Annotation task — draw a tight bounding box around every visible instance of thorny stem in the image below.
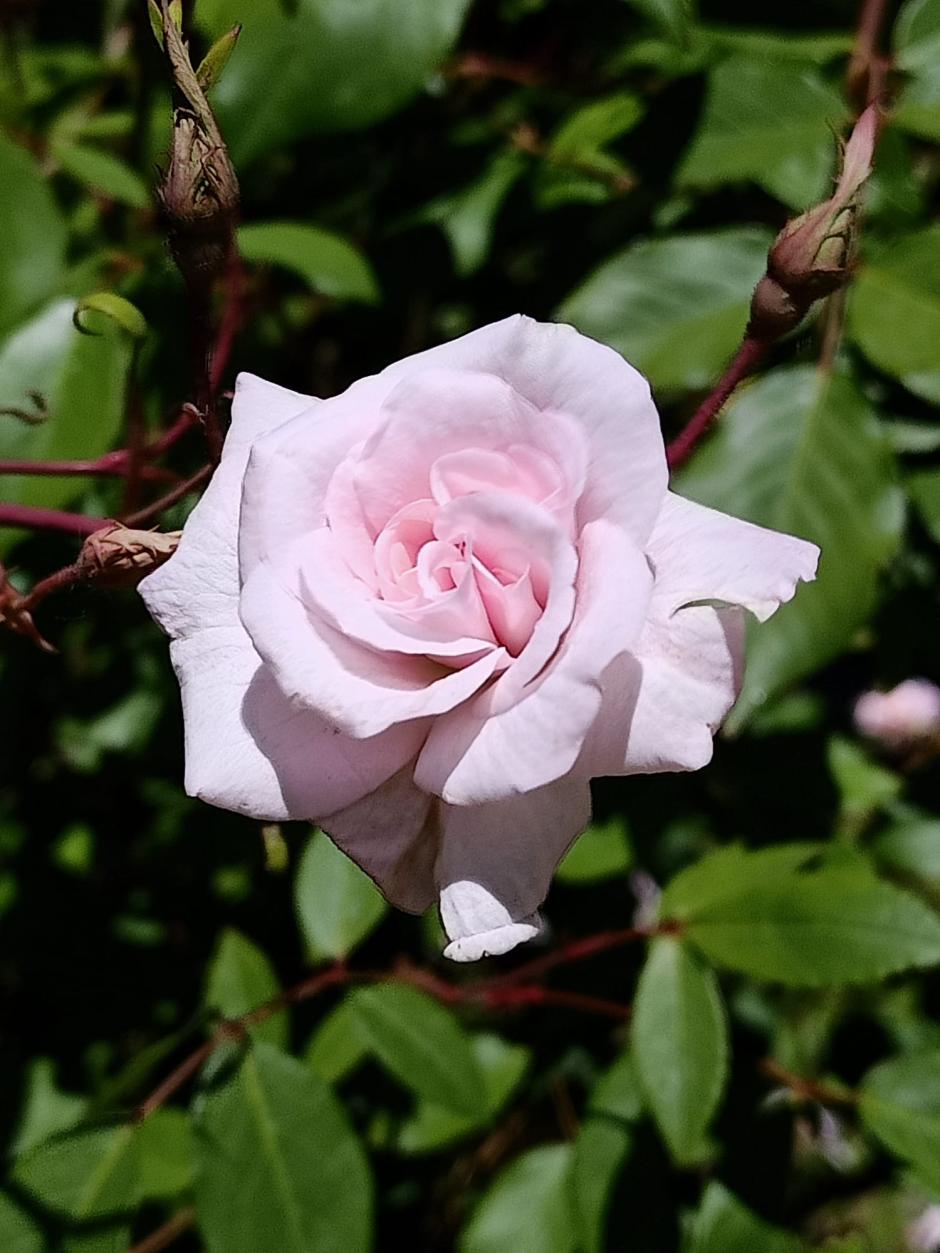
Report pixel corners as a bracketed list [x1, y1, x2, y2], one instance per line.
[665, 336, 768, 470]
[135, 950, 635, 1124]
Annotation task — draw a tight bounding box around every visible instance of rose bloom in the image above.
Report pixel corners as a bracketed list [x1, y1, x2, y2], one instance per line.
[854, 679, 940, 752]
[141, 317, 817, 961]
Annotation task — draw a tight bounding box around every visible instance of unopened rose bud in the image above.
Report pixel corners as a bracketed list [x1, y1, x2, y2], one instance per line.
[750, 105, 878, 338]
[854, 679, 940, 752]
[78, 525, 181, 588]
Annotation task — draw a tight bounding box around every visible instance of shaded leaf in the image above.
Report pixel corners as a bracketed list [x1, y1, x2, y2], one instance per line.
[849, 227, 940, 404]
[397, 1033, 530, 1154]
[52, 142, 149, 209]
[859, 1049, 940, 1192]
[459, 1144, 576, 1253]
[678, 367, 904, 728]
[204, 928, 287, 1049]
[557, 816, 632, 884]
[558, 228, 771, 392]
[0, 132, 67, 338]
[690, 1182, 804, 1253]
[677, 56, 846, 208]
[632, 937, 728, 1162]
[348, 982, 485, 1116]
[194, 1043, 373, 1253]
[196, 0, 472, 164]
[0, 1192, 44, 1253]
[12, 1125, 138, 1220]
[238, 222, 380, 305]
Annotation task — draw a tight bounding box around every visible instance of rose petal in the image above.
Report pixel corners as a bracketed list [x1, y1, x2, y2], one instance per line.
[415, 520, 652, 804]
[239, 560, 507, 738]
[437, 777, 592, 962]
[649, 492, 819, 622]
[576, 606, 745, 777]
[140, 375, 418, 817]
[352, 366, 587, 535]
[322, 767, 440, 914]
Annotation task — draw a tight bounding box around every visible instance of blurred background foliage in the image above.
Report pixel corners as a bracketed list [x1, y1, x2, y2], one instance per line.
[1, 0, 940, 1250]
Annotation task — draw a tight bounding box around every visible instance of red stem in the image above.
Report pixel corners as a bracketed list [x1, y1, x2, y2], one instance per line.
[0, 504, 106, 536]
[0, 456, 175, 481]
[666, 336, 768, 470]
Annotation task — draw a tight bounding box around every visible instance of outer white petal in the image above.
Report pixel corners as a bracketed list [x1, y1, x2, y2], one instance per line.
[577, 491, 818, 777]
[649, 492, 819, 622]
[437, 778, 592, 962]
[140, 374, 420, 818]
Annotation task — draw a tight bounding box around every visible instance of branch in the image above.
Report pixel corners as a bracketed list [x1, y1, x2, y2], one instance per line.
[666, 337, 768, 470]
[0, 504, 107, 536]
[127, 1206, 196, 1253]
[134, 946, 634, 1123]
[759, 1058, 858, 1108]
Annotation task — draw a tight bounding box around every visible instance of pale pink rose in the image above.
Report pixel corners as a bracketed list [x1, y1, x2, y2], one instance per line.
[140, 317, 818, 961]
[854, 679, 940, 751]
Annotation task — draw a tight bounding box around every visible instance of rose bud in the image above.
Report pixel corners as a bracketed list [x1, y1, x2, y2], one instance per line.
[157, 3, 239, 293]
[79, 525, 181, 588]
[140, 317, 818, 962]
[854, 679, 940, 752]
[750, 104, 877, 337]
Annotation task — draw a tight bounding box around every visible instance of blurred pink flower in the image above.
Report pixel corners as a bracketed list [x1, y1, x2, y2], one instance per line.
[854, 679, 940, 751]
[140, 316, 818, 960]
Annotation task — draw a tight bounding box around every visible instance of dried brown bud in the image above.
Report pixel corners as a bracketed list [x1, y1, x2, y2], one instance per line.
[77, 526, 181, 588]
[157, 2, 239, 292]
[766, 106, 877, 310]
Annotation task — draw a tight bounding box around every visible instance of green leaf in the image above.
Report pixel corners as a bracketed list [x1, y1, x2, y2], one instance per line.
[459, 1144, 576, 1253]
[295, 829, 387, 960]
[397, 1033, 531, 1154]
[588, 1049, 645, 1123]
[0, 1192, 44, 1253]
[348, 982, 485, 1116]
[893, 0, 940, 140]
[12, 1124, 138, 1220]
[557, 228, 771, 393]
[238, 222, 380, 305]
[859, 1049, 940, 1191]
[623, 0, 695, 42]
[135, 1108, 194, 1201]
[304, 1000, 370, 1085]
[52, 142, 149, 209]
[204, 928, 287, 1049]
[827, 736, 902, 827]
[0, 299, 133, 525]
[194, 1042, 373, 1253]
[571, 1120, 631, 1253]
[422, 152, 526, 277]
[674, 854, 940, 986]
[661, 843, 824, 920]
[196, 24, 243, 92]
[73, 293, 147, 340]
[13, 1058, 87, 1156]
[895, 0, 940, 70]
[550, 92, 644, 160]
[556, 815, 632, 884]
[689, 1182, 804, 1253]
[678, 367, 904, 727]
[195, 0, 472, 165]
[848, 227, 940, 404]
[908, 466, 940, 542]
[677, 56, 847, 208]
[0, 132, 67, 339]
[632, 937, 728, 1163]
[874, 816, 940, 884]
[62, 1227, 130, 1253]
